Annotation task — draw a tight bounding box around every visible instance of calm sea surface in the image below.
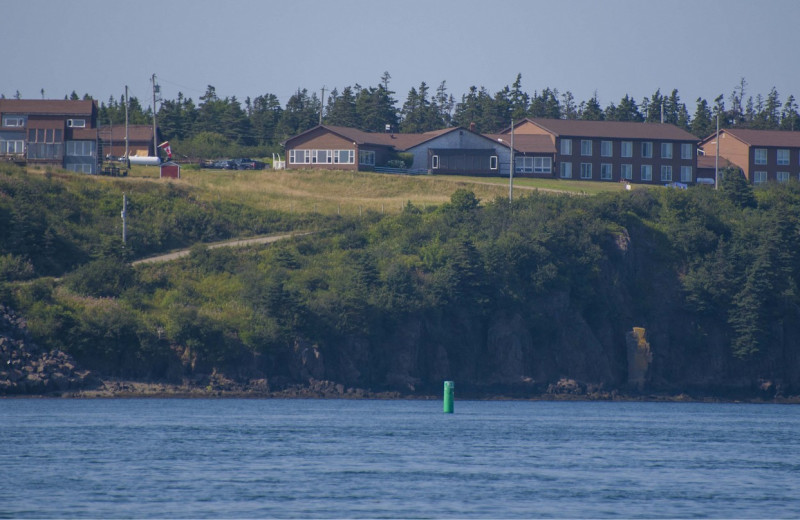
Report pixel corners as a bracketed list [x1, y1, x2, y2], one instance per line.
[1, 398, 799, 518]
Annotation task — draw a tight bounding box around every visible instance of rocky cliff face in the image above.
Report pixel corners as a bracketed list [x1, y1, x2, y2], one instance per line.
[0, 305, 95, 395]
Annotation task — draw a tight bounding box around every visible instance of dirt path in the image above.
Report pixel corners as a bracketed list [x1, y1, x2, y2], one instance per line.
[131, 232, 309, 265]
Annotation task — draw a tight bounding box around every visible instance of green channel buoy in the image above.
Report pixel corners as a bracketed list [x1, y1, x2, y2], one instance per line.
[443, 381, 454, 413]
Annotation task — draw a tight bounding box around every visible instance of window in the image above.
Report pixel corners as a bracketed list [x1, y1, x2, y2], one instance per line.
[289, 149, 309, 164]
[432, 155, 439, 169]
[1, 140, 24, 154]
[560, 139, 572, 155]
[560, 161, 572, 178]
[490, 156, 498, 170]
[2, 116, 24, 127]
[601, 163, 612, 180]
[753, 171, 767, 185]
[661, 142, 673, 159]
[680, 166, 692, 182]
[581, 140, 592, 156]
[681, 143, 693, 160]
[660, 165, 673, 182]
[312, 150, 329, 163]
[754, 148, 767, 165]
[580, 162, 592, 179]
[67, 119, 86, 128]
[621, 164, 632, 180]
[336, 150, 354, 164]
[777, 172, 790, 183]
[66, 141, 95, 156]
[533, 157, 551, 173]
[641, 142, 653, 158]
[621, 141, 632, 158]
[517, 157, 551, 174]
[777, 149, 790, 165]
[641, 164, 652, 181]
[358, 150, 374, 165]
[601, 140, 613, 157]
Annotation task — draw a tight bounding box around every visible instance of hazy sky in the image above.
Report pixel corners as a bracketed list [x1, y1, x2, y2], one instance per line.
[5, 0, 799, 113]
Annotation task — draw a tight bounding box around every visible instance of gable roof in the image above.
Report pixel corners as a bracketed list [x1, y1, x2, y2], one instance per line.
[0, 99, 96, 116]
[515, 118, 699, 141]
[707, 128, 800, 148]
[284, 125, 472, 151]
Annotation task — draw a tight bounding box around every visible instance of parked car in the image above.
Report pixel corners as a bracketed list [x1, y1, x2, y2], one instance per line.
[211, 159, 237, 170]
[232, 158, 266, 170]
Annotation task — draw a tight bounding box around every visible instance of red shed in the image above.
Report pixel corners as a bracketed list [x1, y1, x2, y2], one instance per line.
[160, 161, 181, 179]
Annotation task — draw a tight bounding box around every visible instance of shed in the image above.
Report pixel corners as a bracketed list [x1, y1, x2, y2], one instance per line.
[160, 161, 181, 179]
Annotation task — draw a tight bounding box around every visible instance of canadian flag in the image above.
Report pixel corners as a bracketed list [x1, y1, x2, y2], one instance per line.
[158, 141, 172, 160]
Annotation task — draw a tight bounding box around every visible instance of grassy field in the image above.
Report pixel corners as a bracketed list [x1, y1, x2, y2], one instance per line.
[115, 164, 638, 216]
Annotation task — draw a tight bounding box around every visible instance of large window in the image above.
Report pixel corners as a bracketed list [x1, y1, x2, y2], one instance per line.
[641, 164, 652, 181]
[681, 143, 693, 160]
[680, 166, 692, 182]
[1, 140, 24, 154]
[601, 163, 612, 180]
[641, 142, 653, 158]
[516, 156, 552, 173]
[313, 150, 330, 163]
[358, 150, 374, 165]
[777, 149, 790, 165]
[621, 141, 633, 158]
[28, 128, 62, 143]
[621, 164, 632, 180]
[336, 150, 354, 164]
[661, 142, 673, 159]
[560, 161, 572, 178]
[777, 172, 790, 183]
[754, 148, 767, 165]
[601, 140, 613, 157]
[2, 116, 25, 127]
[66, 141, 95, 156]
[580, 162, 592, 179]
[290, 149, 309, 164]
[753, 171, 767, 184]
[660, 165, 673, 182]
[560, 139, 572, 155]
[581, 140, 593, 156]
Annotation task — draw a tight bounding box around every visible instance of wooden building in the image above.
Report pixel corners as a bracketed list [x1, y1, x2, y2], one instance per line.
[0, 99, 99, 174]
[698, 128, 800, 184]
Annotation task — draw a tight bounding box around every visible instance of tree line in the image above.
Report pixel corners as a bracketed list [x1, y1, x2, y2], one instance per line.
[14, 74, 800, 159]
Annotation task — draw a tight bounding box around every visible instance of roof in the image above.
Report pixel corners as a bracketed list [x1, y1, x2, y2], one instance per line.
[709, 128, 800, 148]
[0, 99, 96, 116]
[97, 124, 154, 142]
[485, 133, 555, 154]
[697, 155, 736, 170]
[516, 118, 699, 141]
[284, 125, 466, 150]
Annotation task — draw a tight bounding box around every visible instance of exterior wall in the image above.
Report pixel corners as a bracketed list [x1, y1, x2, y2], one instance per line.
[555, 136, 696, 184]
[743, 145, 800, 184]
[285, 128, 359, 171]
[408, 129, 502, 175]
[705, 133, 751, 179]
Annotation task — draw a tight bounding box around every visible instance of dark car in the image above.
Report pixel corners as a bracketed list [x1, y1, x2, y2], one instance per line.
[232, 158, 266, 170]
[211, 159, 237, 170]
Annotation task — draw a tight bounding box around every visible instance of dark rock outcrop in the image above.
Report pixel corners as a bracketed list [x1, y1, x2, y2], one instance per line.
[0, 305, 95, 395]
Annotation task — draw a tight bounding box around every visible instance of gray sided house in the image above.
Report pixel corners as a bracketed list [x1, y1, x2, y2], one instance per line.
[403, 127, 506, 175]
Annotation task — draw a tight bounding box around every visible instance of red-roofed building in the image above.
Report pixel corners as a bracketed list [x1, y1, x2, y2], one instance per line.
[0, 99, 100, 174]
[698, 128, 800, 184]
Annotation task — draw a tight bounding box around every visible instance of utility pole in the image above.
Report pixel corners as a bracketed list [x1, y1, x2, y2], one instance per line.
[124, 85, 129, 161]
[319, 85, 326, 125]
[121, 193, 127, 244]
[509, 119, 515, 203]
[715, 111, 720, 190]
[151, 74, 159, 159]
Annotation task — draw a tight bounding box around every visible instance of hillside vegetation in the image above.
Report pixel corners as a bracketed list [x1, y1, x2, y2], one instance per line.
[2, 163, 800, 399]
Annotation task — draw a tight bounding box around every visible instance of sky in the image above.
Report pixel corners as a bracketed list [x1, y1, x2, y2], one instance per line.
[4, 0, 800, 114]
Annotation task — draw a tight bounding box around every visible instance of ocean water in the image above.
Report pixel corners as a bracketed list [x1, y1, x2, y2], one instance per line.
[1, 398, 799, 518]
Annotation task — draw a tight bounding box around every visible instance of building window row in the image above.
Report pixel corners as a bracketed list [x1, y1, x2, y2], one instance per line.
[0, 139, 24, 154]
[28, 128, 63, 144]
[289, 149, 355, 165]
[559, 161, 692, 182]
[515, 156, 552, 174]
[561, 139, 693, 160]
